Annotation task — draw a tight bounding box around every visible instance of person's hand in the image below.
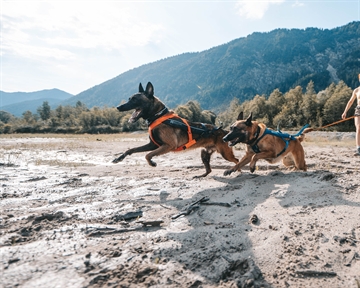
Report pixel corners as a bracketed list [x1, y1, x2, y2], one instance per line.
[341, 112, 346, 119]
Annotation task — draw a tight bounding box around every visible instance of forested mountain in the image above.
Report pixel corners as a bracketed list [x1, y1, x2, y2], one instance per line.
[63, 21, 360, 111]
[0, 89, 73, 116]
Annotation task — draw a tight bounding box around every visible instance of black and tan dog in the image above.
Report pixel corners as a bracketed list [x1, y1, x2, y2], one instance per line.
[112, 82, 238, 177]
[222, 112, 310, 176]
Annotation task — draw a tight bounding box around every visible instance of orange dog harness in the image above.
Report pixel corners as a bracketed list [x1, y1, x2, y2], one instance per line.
[148, 112, 197, 151]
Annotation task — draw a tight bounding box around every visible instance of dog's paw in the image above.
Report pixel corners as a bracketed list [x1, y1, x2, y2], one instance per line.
[249, 166, 255, 173]
[112, 154, 125, 163]
[193, 171, 210, 178]
[112, 157, 120, 163]
[223, 169, 233, 176]
[149, 160, 157, 167]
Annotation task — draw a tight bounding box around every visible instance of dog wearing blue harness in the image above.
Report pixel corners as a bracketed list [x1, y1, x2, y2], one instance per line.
[222, 112, 311, 176]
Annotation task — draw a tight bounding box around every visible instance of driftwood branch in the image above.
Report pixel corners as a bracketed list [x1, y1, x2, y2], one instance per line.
[86, 220, 164, 237]
[189, 196, 210, 207]
[137, 220, 164, 227]
[171, 205, 200, 220]
[86, 226, 143, 237]
[201, 201, 231, 207]
[171, 196, 231, 220]
[296, 270, 337, 277]
[171, 196, 208, 220]
[159, 204, 172, 210]
[344, 252, 359, 267]
[193, 196, 231, 207]
[112, 210, 143, 222]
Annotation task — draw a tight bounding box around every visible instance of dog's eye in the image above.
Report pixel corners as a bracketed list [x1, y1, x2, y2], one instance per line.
[129, 96, 138, 103]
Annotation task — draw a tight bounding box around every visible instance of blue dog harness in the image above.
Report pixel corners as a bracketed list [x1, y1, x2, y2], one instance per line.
[250, 124, 309, 157]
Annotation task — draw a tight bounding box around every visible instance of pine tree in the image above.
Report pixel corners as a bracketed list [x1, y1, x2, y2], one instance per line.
[300, 81, 318, 126]
[37, 101, 51, 121]
[322, 81, 352, 130]
[266, 89, 285, 126]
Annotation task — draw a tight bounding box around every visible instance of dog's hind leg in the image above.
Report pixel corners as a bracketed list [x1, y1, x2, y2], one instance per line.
[112, 141, 158, 163]
[292, 144, 307, 171]
[282, 154, 295, 168]
[145, 144, 174, 167]
[194, 148, 215, 178]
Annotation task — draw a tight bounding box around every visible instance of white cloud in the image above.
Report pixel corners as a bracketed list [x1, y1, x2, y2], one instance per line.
[236, 0, 286, 19]
[292, 1, 304, 7]
[1, 2, 165, 60]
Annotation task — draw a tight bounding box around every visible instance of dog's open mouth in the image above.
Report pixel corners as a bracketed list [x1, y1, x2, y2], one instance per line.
[228, 138, 240, 146]
[129, 109, 142, 123]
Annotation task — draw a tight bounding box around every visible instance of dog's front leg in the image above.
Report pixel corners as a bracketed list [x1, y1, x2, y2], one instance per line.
[249, 151, 277, 173]
[145, 144, 174, 167]
[224, 153, 252, 176]
[112, 141, 158, 163]
[193, 149, 215, 178]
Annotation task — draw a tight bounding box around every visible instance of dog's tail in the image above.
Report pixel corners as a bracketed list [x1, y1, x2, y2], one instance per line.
[302, 127, 314, 134]
[297, 126, 312, 142]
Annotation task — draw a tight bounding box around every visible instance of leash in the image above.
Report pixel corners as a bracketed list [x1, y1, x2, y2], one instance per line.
[309, 116, 355, 131]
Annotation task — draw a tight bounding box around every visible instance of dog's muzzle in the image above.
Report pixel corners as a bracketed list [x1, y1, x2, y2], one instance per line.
[223, 132, 246, 146]
[222, 135, 230, 142]
[116, 105, 125, 112]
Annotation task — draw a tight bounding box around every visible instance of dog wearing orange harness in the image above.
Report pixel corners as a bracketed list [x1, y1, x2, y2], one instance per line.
[112, 82, 238, 177]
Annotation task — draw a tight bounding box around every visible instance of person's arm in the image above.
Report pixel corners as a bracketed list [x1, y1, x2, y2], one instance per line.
[342, 88, 358, 119]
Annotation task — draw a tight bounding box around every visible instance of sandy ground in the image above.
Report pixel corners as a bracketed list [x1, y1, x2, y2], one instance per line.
[0, 132, 359, 288]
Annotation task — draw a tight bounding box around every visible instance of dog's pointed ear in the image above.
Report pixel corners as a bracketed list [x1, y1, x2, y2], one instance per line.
[145, 82, 154, 98]
[245, 113, 252, 126]
[139, 83, 144, 93]
[237, 111, 244, 121]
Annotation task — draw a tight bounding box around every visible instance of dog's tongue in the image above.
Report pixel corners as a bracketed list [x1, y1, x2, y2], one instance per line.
[129, 109, 141, 123]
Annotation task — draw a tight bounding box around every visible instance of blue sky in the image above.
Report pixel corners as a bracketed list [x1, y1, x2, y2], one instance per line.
[1, 0, 359, 95]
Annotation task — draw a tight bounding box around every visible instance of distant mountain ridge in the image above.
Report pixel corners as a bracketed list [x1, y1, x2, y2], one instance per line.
[1, 21, 359, 117]
[62, 21, 359, 112]
[0, 89, 73, 116]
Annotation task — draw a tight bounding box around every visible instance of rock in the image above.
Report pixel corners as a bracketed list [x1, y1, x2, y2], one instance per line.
[319, 172, 335, 181]
[112, 210, 143, 222]
[249, 214, 258, 224]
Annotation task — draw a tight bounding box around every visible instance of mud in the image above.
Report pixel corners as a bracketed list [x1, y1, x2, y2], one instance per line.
[1, 132, 359, 287]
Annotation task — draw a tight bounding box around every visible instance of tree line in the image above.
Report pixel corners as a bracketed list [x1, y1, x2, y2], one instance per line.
[0, 81, 356, 134]
[218, 80, 355, 132]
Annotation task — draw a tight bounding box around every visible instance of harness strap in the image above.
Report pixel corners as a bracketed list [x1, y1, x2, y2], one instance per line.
[247, 126, 261, 146]
[251, 129, 290, 157]
[148, 112, 197, 151]
[276, 138, 290, 157]
[250, 130, 267, 154]
[174, 118, 197, 151]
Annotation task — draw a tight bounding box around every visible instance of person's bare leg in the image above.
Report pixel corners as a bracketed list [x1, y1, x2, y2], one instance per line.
[355, 116, 360, 155]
